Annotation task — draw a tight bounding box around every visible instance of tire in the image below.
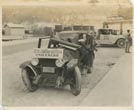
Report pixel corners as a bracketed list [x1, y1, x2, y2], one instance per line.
[70, 66, 81, 96]
[21, 69, 38, 92]
[116, 39, 125, 48]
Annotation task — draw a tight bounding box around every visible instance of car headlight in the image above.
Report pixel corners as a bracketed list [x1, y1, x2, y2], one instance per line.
[31, 58, 39, 66]
[55, 59, 65, 67]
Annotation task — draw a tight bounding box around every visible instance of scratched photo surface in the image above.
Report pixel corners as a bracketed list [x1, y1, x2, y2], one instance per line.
[0, 0, 132, 5]
[2, 0, 133, 106]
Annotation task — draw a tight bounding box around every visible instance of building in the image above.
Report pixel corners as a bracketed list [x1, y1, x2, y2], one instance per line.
[103, 15, 132, 34]
[3, 23, 25, 36]
[103, 6, 133, 34]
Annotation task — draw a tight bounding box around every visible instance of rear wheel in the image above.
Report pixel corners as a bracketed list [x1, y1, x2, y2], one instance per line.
[70, 66, 81, 96]
[116, 39, 125, 48]
[21, 69, 38, 92]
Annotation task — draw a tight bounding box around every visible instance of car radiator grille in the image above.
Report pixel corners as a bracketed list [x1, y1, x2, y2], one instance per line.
[39, 59, 56, 67]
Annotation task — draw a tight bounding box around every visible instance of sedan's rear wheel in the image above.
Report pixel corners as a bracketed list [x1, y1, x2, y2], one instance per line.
[70, 66, 81, 96]
[21, 69, 38, 92]
[116, 39, 125, 48]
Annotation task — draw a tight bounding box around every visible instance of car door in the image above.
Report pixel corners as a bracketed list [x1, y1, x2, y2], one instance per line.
[108, 30, 119, 44]
[98, 29, 111, 44]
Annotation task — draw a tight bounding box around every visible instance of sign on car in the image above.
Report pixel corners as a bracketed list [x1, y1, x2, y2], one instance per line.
[33, 48, 64, 59]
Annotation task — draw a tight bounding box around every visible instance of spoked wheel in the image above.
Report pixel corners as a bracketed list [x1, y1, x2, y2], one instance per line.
[116, 39, 125, 48]
[70, 66, 81, 96]
[21, 69, 38, 92]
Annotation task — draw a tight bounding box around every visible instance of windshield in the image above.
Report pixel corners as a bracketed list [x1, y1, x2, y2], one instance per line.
[99, 29, 110, 35]
[99, 29, 118, 35]
[111, 30, 118, 35]
[40, 39, 50, 48]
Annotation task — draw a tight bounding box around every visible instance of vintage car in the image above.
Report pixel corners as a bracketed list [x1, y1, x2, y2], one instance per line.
[55, 31, 88, 44]
[20, 37, 84, 96]
[96, 28, 125, 48]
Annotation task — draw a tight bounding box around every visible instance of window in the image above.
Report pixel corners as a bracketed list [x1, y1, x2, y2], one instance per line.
[99, 29, 110, 35]
[111, 30, 117, 35]
[40, 39, 50, 48]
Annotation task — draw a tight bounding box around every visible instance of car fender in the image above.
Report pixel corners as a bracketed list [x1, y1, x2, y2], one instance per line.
[113, 35, 125, 43]
[20, 60, 38, 76]
[115, 38, 125, 44]
[20, 60, 31, 68]
[67, 59, 78, 69]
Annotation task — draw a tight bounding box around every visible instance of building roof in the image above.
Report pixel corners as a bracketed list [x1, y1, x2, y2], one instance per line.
[4, 23, 24, 28]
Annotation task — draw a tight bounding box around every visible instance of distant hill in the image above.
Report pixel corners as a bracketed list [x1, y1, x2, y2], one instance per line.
[2, 5, 133, 25]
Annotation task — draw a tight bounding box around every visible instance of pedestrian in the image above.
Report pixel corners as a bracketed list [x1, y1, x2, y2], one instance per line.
[86, 31, 97, 73]
[78, 31, 97, 74]
[124, 30, 132, 53]
[78, 34, 89, 75]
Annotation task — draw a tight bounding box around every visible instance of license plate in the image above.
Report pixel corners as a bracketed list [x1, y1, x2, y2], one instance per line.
[43, 67, 55, 73]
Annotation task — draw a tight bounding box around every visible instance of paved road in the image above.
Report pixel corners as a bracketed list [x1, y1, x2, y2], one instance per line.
[2, 40, 38, 56]
[2, 44, 124, 106]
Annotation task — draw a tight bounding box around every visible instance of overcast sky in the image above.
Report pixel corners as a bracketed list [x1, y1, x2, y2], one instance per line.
[2, 0, 132, 28]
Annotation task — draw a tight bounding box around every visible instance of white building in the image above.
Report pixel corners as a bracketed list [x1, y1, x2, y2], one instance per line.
[3, 23, 25, 36]
[103, 15, 133, 34]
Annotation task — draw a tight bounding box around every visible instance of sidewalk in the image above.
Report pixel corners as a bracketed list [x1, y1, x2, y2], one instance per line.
[80, 53, 132, 106]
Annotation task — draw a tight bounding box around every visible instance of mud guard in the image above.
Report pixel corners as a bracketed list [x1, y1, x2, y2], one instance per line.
[20, 60, 37, 76]
[66, 59, 82, 79]
[67, 59, 78, 70]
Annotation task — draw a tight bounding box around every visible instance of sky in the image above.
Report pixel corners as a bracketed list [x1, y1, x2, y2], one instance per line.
[2, 4, 132, 28]
[2, 0, 132, 28]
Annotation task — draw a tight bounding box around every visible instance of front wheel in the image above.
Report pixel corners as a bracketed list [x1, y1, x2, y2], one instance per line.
[70, 66, 81, 96]
[21, 69, 38, 92]
[116, 39, 125, 48]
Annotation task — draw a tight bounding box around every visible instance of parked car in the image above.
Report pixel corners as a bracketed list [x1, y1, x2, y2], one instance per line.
[96, 28, 125, 48]
[20, 37, 85, 95]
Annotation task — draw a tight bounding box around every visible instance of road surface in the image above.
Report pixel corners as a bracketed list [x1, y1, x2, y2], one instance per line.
[2, 39, 38, 56]
[2, 42, 125, 106]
